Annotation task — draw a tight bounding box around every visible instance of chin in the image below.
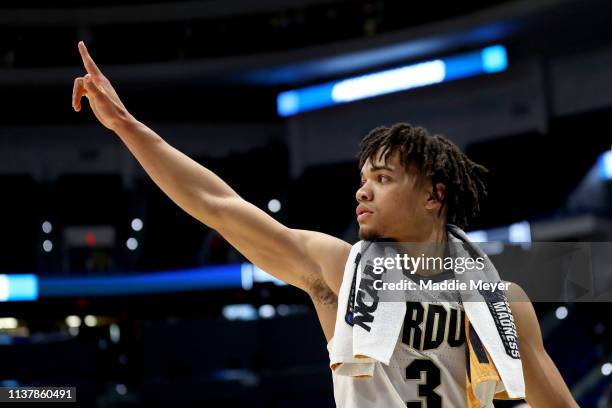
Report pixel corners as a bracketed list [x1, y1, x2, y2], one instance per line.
[358, 226, 382, 241]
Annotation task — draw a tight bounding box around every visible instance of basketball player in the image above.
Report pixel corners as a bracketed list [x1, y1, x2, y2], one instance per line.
[72, 41, 579, 407]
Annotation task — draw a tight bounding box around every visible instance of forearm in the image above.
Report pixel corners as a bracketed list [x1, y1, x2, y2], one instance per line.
[72, 41, 349, 295]
[524, 349, 579, 408]
[114, 115, 237, 226]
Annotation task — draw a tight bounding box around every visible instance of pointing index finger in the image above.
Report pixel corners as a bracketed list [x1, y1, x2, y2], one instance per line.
[78, 41, 101, 75]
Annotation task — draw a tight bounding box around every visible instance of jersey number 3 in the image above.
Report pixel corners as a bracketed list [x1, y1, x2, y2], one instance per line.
[405, 359, 442, 408]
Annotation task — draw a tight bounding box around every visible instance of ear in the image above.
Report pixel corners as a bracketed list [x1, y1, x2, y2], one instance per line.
[425, 182, 446, 210]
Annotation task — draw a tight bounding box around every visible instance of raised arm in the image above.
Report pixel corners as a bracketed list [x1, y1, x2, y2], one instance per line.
[72, 41, 350, 296]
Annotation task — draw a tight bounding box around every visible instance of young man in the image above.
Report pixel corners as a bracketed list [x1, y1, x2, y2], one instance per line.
[72, 41, 579, 407]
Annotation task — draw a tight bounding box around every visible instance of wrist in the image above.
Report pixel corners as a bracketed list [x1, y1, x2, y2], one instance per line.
[113, 111, 141, 134]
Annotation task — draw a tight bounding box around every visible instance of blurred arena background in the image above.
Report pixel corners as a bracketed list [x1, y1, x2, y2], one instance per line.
[0, 0, 611, 406]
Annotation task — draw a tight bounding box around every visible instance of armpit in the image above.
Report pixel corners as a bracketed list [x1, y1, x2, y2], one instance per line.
[307, 276, 337, 306]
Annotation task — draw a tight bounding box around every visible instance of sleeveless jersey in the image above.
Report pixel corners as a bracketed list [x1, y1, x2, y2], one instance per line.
[329, 301, 467, 407]
[329, 243, 468, 407]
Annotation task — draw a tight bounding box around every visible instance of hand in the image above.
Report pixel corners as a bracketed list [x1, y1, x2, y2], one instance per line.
[72, 41, 131, 130]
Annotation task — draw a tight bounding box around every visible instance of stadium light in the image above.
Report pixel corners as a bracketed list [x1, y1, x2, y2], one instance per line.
[0, 274, 38, 302]
[42, 240, 53, 252]
[277, 44, 508, 116]
[131, 218, 143, 232]
[598, 150, 612, 180]
[267, 199, 281, 213]
[42, 221, 53, 234]
[555, 306, 568, 320]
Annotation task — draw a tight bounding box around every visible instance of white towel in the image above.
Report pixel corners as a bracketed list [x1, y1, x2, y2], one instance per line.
[330, 225, 525, 402]
[329, 240, 406, 377]
[447, 225, 525, 399]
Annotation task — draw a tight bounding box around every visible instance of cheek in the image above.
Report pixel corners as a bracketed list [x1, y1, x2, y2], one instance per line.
[388, 190, 421, 218]
[379, 188, 411, 215]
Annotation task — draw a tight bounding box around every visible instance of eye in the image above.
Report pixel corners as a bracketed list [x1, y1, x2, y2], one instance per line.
[359, 179, 366, 187]
[378, 174, 390, 183]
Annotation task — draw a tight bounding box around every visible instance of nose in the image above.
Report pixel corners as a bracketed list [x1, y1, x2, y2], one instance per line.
[356, 182, 372, 202]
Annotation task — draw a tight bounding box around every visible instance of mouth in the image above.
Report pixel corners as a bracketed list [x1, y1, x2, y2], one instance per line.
[357, 212, 372, 222]
[356, 205, 373, 221]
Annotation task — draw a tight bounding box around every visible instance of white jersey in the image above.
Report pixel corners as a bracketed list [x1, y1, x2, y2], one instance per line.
[328, 301, 468, 408]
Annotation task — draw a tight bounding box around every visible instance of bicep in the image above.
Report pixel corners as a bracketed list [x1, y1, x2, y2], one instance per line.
[210, 195, 349, 292]
[295, 229, 351, 295]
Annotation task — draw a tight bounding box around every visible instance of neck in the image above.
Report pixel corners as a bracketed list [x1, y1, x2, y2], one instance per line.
[390, 222, 447, 260]
[393, 222, 447, 243]
[396, 224, 448, 276]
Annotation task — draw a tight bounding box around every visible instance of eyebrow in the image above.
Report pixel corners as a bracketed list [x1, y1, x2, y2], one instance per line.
[360, 165, 395, 176]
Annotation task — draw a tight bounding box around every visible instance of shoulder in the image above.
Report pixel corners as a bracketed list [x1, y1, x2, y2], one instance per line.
[294, 229, 352, 297]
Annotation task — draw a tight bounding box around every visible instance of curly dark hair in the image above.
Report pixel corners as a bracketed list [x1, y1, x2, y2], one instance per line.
[357, 122, 488, 230]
